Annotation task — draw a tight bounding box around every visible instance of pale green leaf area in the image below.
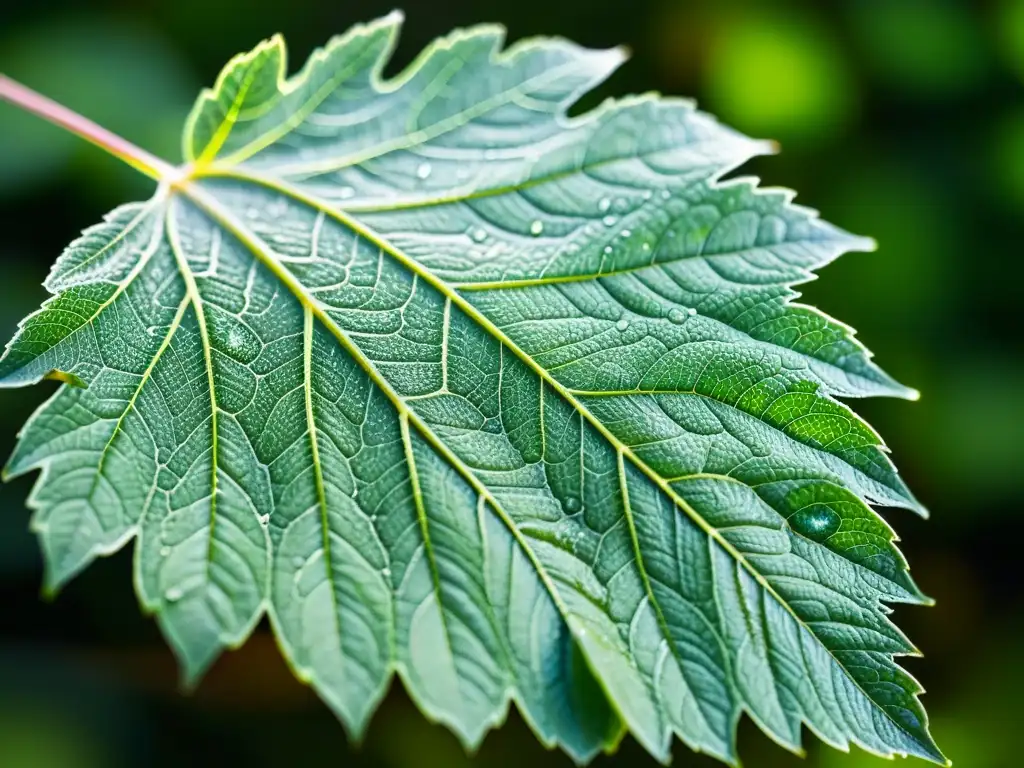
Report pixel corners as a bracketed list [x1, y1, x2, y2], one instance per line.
[0, 12, 944, 766]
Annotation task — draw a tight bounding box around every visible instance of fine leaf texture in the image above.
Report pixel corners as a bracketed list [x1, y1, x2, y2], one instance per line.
[0, 12, 944, 765]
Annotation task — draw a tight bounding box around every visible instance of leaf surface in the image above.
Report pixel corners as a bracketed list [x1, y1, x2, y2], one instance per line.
[0, 12, 944, 765]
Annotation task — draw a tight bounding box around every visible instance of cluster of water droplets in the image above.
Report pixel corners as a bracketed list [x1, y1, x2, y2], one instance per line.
[667, 306, 698, 324]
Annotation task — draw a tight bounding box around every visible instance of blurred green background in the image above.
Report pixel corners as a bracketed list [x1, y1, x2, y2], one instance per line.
[0, 0, 1021, 766]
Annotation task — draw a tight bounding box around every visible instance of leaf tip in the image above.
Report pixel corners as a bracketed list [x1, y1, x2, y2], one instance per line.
[177, 658, 211, 695]
[611, 44, 632, 65]
[39, 574, 62, 602]
[382, 8, 406, 26]
[854, 235, 879, 253]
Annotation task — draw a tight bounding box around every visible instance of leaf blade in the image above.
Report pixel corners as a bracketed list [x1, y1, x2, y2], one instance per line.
[0, 16, 944, 766]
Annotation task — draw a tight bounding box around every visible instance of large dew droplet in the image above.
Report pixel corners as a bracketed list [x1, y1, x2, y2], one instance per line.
[615, 318, 630, 332]
[789, 507, 840, 541]
[416, 162, 432, 180]
[530, 220, 544, 236]
[667, 307, 689, 324]
[471, 228, 488, 243]
[165, 586, 184, 603]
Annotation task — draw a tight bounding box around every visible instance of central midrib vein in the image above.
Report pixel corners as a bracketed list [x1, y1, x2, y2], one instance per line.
[178, 172, 927, 752]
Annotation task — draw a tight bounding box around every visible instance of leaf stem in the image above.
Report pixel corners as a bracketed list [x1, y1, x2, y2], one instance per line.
[0, 73, 178, 181]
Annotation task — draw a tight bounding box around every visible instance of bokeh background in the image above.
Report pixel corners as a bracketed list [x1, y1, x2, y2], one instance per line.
[0, 0, 1021, 766]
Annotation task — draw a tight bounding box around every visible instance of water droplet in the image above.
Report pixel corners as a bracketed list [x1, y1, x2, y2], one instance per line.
[789, 508, 840, 541]
[245, 207, 260, 220]
[471, 228, 488, 243]
[667, 307, 689, 324]
[339, 186, 356, 200]
[661, 189, 672, 200]
[416, 162, 432, 180]
[598, 198, 611, 213]
[603, 245, 613, 255]
[564, 497, 582, 513]
[602, 215, 617, 227]
[615, 318, 629, 332]
[369, 513, 378, 523]
[530, 220, 544, 236]
[165, 587, 183, 603]
[292, 556, 305, 568]
[620, 229, 632, 239]
[666, 229, 677, 239]
[641, 242, 651, 252]
[688, 307, 697, 316]
[258, 513, 270, 527]
[227, 327, 245, 352]
[642, 190, 653, 200]
[159, 546, 171, 557]
[381, 566, 392, 578]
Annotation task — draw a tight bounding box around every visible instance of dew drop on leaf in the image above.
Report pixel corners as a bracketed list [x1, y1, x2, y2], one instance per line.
[471, 228, 488, 243]
[789, 507, 841, 541]
[602, 215, 617, 227]
[598, 197, 611, 212]
[339, 186, 356, 200]
[227, 327, 245, 352]
[291, 556, 305, 569]
[416, 162, 432, 180]
[159, 546, 171, 557]
[530, 220, 544, 236]
[667, 307, 689, 324]
[615, 318, 629, 331]
[564, 496, 581, 513]
[165, 587, 183, 603]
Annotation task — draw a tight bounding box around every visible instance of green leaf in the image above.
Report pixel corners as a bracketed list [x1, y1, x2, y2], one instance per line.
[0, 12, 944, 765]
